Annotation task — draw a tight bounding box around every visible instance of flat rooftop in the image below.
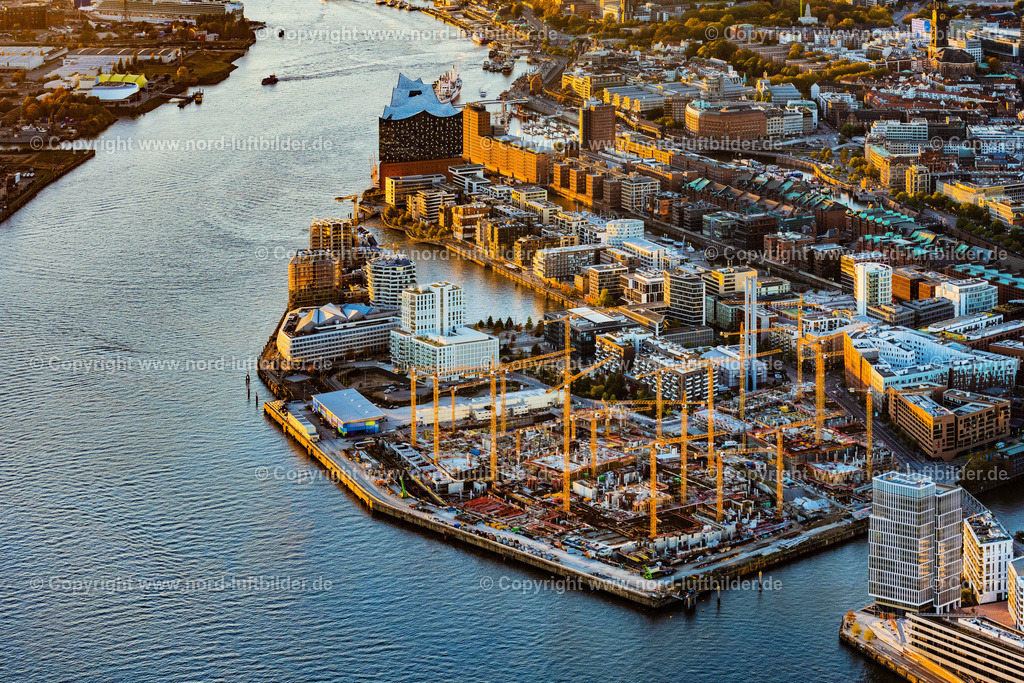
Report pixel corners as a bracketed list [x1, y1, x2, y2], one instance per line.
[312, 389, 386, 424]
[966, 512, 1011, 544]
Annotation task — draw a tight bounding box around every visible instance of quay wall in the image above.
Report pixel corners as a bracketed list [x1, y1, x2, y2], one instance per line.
[262, 400, 671, 608]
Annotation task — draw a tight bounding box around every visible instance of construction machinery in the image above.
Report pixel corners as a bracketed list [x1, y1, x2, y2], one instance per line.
[544, 355, 615, 512]
[410, 349, 570, 474]
[542, 312, 590, 514]
[635, 348, 781, 522]
[846, 387, 876, 480]
[722, 323, 792, 422]
[754, 412, 842, 514]
[334, 194, 361, 224]
[625, 424, 727, 537]
[796, 334, 845, 444]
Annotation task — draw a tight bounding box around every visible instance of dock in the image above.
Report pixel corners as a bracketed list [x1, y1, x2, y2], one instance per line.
[263, 396, 870, 609]
[263, 398, 675, 607]
[839, 609, 948, 683]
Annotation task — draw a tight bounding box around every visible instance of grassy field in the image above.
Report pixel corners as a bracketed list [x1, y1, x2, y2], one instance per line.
[141, 50, 247, 85]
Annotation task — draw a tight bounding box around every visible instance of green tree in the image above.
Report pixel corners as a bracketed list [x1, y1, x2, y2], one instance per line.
[594, 288, 615, 307]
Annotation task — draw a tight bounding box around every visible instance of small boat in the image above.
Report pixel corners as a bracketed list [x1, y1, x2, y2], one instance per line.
[278, 28, 284, 37]
[375, 0, 386, 3]
[479, 89, 486, 97]
[473, 33, 489, 45]
[194, 90, 203, 104]
[262, 74, 279, 85]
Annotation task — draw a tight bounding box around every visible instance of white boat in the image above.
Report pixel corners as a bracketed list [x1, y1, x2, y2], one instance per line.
[432, 65, 462, 104]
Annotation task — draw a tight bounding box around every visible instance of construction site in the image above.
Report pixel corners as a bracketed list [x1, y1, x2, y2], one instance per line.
[266, 310, 891, 606]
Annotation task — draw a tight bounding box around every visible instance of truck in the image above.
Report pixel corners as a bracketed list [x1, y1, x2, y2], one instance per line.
[286, 412, 319, 442]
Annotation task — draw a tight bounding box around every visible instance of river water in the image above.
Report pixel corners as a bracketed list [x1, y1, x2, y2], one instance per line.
[0, 1, 1018, 680]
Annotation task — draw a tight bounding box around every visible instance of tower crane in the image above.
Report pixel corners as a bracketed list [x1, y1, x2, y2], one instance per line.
[846, 386, 877, 480]
[754, 412, 843, 514]
[625, 425, 727, 537]
[636, 348, 780, 522]
[544, 354, 615, 511]
[722, 323, 792, 424]
[542, 312, 593, 514]
[334, 194, 361, 225]
[797, 334, 846, 444]
[409, 349, 571, 476]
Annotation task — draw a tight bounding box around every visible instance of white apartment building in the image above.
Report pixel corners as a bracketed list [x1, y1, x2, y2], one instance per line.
[623, 270, 664, 305]
[855, 262, 893, 316]
[553, 211, 606, 238]
[277, 303, 400, 365]
[936, 278, 998, 317]
[966, 125, 1024, 154]
[781, 109, 804, 136]
[1011, 558, 1024, 629]
[604, 219, 644, 247]
[364, 254, 417, 309]
[786, 99, 818, 127]
[510, 185, 548, 210]
[534, 244, 602, 280]
[949, 35, 983, 61]
[964, 512, 1014, 604]
[869, 119, 929, 154]
[620, 174, 659, 213]
[390, 282, 498, 379]
[622, 238, 670, 271]
[399, 282, 464, 335]
[845, 326, 1020, 399]
[869, 472, 963, 614]
[664, 269, 706, 327]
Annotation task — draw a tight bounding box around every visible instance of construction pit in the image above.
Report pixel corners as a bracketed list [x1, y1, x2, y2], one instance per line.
[338, 380, 881, 601]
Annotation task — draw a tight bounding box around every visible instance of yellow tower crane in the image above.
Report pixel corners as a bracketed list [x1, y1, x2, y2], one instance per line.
[333, 194, 361, 225]
[795, 328, 849, 444]
[567, 402, 622, 476]
[411, 349, 570, 474]
[636, 348, 780, 522]
[846, 387, 876, 480]
[722, 324, 792, 423]
[625, 426, 727, 537]
[541, 313, 591, 514]
[801, 342, 844, 444]
[791, 300, 860, 400]
[755, 412, 843, 514]
[544, 355, 615, 512]
[497, 348, 572, 435]
[409, 364, 489, 465]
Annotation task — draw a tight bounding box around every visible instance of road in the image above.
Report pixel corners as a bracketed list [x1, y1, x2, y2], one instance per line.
[921, 207, 955, 228]
[817, 371, 957, 482]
